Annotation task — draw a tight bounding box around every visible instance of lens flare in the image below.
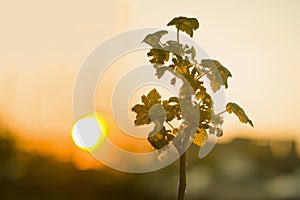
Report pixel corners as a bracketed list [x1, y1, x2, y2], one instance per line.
[71, 113, 107, 152]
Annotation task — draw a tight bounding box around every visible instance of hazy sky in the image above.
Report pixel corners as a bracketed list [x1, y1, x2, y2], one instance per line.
[130, 0, 300, 139]
[0, 0, 300, 149]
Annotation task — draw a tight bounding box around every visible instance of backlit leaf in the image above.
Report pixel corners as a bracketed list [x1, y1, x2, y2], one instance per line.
[226, 102, 254, 127]
[142, 30, 168, 48]
[132, 104, 151, 126]
[201, 59, 232, 92]
[185, 46, 196, 60]
[193, 128, 207, 147]
[162, 97, 181, 122]
[208, 127, 223, 137]
[148, 126, 174, 149]
[147, 88, 161, 105]
[131, 16, 253, 154]
[155, 66, 174, 79]
[147, 48, 170, 65]
[167, 16, 199, 37]
[164, 40, 183, 56]
[131, 89, 162, 126]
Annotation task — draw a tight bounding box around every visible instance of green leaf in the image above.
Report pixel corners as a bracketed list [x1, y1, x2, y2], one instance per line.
[193, 128, 207, 147]
[147, 48, 170, 65]
[195, 85, 206, 100]
[162, 97, 181, 122]
[185, 46, 196, 60]
[211, 112, 224, 126]
[131, 89, 162, 126]
[155, 66, 174, 79]
[196, 89, 213, 107]
[171, 55, 204, 92]
[131, 104, 151, 126]
[208, 127, 223, 137]
[172, 55, 193, 76]
[199, 108, 212, 127]
[148, 126, 174, 149]
[190, 46, 196, 60]
[167, 16, 199, 37]
[201, 59, 232, 92]
[131, 16, 253, 152]
[164, 40, 183, 56]
[226, 102, 254, 127]
[141, 95, 150, 107]
[148, 104, 166, 122]
[209, 78, 221, 92]
[179, 81, 195, 99]
[142, 30, 168, 48]
[147, 88, 161, 105]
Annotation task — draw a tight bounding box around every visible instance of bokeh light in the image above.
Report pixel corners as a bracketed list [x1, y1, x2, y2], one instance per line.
[71, 113, 107, 152]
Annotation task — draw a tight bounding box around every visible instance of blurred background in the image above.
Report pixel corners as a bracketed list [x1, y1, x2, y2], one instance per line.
[0, 0, 300, 199]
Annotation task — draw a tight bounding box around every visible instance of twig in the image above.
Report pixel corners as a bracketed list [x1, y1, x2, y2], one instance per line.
[166, 121, 175, 130]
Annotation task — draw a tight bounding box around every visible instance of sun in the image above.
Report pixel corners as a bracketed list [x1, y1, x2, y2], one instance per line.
[71, 113, 107, 152]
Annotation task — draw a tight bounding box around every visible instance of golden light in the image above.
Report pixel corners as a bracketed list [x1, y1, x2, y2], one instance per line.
[71, 113, 107, 152]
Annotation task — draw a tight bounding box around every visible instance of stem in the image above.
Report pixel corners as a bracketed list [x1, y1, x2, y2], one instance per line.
[178, 152, 187, 200]
[197, 68, 212, 80]
[177, 25, 186, 200]
[215, 109, 227, 116]
[177, 28, 180, 43]
[166, 121, 175, 130]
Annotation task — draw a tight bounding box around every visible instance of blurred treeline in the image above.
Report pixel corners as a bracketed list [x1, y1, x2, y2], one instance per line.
[0, 127, 300, 200]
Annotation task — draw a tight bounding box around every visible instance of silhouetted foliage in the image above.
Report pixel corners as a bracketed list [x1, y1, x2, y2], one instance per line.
[132, 16, 253, 199]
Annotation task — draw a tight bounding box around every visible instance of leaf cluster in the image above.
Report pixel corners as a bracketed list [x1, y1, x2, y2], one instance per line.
[132, 89, 182, 149]
[132, 16, 253, 151]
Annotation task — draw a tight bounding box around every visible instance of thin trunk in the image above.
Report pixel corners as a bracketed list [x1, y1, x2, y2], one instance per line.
[178, 152, 187, 200]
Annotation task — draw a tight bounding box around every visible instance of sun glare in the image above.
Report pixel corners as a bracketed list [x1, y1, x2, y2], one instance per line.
[71, 113, 107, 152]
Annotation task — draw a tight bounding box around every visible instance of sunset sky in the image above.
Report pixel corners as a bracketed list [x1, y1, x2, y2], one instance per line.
[0, 0, 300, 167]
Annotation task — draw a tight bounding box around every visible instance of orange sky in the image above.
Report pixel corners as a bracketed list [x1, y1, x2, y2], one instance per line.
[0, 0, 300, 167]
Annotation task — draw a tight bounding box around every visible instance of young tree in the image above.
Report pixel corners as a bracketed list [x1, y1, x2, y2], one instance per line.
[132, 16, 253, 200]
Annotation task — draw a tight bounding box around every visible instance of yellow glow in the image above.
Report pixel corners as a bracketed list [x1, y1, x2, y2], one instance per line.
[71, 113, 108, 152]
[1, 1, 300, 167]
